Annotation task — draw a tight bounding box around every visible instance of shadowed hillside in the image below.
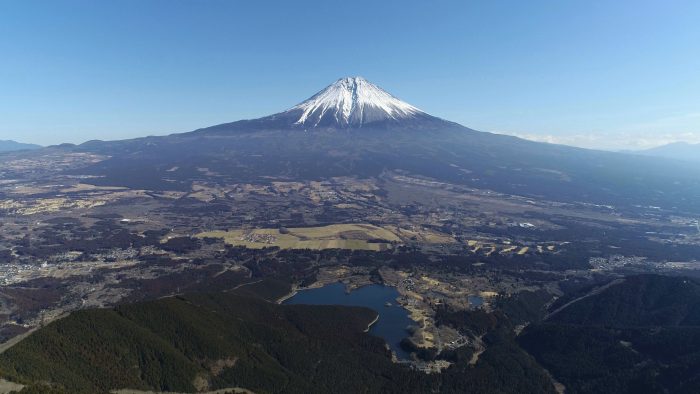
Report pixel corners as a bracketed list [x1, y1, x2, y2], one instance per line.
[0, 283, 558, 394]
[519, 275, 700, 394]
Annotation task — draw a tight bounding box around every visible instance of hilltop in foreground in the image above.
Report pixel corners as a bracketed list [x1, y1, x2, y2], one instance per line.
[0, 280, 555, 394]
[3, 275, 700, 394]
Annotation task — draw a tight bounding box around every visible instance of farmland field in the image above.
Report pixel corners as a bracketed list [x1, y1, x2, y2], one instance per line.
[196, 223, 405, 251]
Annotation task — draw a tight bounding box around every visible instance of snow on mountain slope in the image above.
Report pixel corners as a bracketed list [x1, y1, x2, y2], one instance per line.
[285, 77, 426, 127]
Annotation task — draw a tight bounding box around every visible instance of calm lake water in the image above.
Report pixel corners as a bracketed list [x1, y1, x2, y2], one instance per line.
[284, 283, 414, 359]
[468, 295, 484, 307]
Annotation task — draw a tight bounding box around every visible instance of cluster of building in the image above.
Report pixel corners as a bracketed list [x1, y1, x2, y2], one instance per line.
[444, 335, 470, 350]
[400, 277, 416, 292]
[407, 359, 452, 374]
[589, 255, 650, 270]
[0, 262, 39, 285]
[591, 254, 700, 272]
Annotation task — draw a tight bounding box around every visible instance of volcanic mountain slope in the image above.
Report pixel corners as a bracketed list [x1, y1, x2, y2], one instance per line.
[641, 142, 700, 163]
[191, 76, 453, 133]
[66, 77, 700, 213]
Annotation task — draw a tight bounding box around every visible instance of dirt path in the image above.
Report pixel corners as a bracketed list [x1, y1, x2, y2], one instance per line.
[0, 312, 70, 355]
[468, 348, 485, 366]
[468, 335, 486, 365]
[545, 278, 625, 320]
[0, 379, 24, 394]
[0, 326, 38, 355]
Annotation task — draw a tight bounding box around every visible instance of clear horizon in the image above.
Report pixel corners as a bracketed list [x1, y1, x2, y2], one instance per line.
[1, 1, 699, 150]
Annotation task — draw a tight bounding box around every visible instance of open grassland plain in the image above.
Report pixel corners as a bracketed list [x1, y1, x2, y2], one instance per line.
[195, 223, 447, 251]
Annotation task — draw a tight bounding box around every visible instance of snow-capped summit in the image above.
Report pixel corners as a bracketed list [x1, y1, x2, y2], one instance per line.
[196, 76, 450, 134]
[284, 77, 427, 128]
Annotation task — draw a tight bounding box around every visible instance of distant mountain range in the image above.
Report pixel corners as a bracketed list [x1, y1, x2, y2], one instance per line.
[640, 142, 700, 163]
[0, 140, 41, 152]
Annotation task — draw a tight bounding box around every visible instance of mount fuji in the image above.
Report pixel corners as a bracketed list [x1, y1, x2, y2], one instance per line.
[71, 77, 700, 213]
[195, 76, 452, 134]
[283, 76, 430, 128]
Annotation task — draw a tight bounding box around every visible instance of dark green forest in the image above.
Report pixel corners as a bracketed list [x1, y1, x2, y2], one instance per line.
[3, 275, 699, 394]
[0, 280, 556, 394]
[519, 275, 700, 394]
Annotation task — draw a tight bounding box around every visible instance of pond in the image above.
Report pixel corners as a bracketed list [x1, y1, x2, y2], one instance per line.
[284, 282, 414, 359]
[468, 295, 484, 307]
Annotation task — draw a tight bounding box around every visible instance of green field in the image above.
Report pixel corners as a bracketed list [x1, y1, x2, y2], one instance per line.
[196, 223, 403, 251]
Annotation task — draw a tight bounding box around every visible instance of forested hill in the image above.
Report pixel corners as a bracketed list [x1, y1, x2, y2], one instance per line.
[519, 275, 700, 394]
[547, 274, 700, 327]
[0, 280, 558, 394]
[0, 291, 389, 393]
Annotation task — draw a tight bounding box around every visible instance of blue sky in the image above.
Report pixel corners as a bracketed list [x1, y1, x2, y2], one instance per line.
[1, 0, 699, 150]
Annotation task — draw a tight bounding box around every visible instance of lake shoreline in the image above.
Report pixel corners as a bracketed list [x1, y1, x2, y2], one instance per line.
[364, 313, 380, 333]
[283, 282, 413, 359]
[276, 289, 297, 304]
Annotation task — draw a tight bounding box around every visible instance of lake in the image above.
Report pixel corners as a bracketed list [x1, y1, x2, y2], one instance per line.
[468, 295, 484, 307]
[284, 282, 414, 359]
